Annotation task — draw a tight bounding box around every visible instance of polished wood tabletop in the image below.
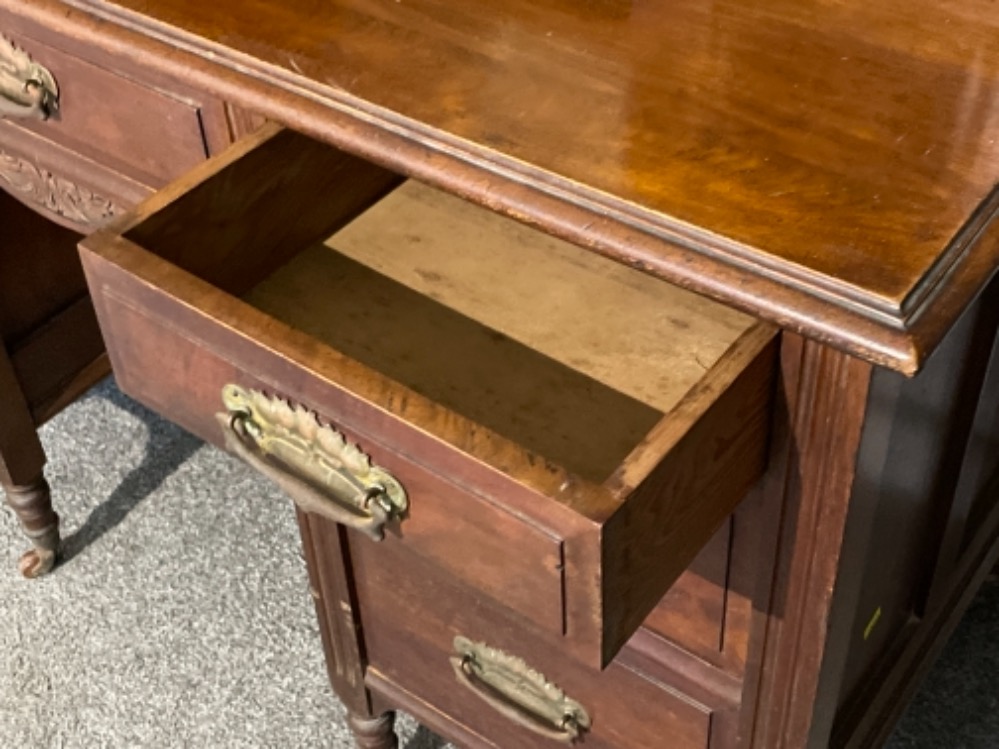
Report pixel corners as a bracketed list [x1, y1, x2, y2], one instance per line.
[34, 0, 999, 372]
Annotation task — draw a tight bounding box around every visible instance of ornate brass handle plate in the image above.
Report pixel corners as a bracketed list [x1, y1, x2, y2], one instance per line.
[217, 385, 408, 540]
[0, 35, 58, 120]
[451, 636, 591, 743]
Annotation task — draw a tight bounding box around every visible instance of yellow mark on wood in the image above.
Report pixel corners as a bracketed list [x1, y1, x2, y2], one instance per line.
[863, 606, 882, 641]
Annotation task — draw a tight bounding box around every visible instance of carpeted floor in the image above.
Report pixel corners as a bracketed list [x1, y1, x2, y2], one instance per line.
[1, 379, 997, 748]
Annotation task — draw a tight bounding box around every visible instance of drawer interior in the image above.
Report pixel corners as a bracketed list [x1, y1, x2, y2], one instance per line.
[86, 125, 776, 667]
[240, 181, 755, 484]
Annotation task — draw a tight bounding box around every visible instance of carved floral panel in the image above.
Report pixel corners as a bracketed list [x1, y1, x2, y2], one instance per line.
[0, 150, 122, 227]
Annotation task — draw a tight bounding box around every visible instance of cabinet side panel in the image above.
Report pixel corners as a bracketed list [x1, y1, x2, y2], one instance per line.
[828, 271, 999, 748]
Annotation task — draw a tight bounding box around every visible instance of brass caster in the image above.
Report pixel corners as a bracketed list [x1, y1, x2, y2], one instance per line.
[348, 711, 399, 749]
[4, 476, 60, 579]
[18, 545, 56, 578]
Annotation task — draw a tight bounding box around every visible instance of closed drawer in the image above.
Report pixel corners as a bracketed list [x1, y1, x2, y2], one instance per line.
[79, 125, 776, 669]
[0, 11, 242, 232]
[352, 535, 722, 749]
[0, 29, 211, 186]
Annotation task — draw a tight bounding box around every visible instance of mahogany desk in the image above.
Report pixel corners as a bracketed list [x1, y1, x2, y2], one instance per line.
[3, 2, 999, 747]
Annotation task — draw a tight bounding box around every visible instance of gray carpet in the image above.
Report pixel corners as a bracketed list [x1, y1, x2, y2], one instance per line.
[1, 379, 996, 748]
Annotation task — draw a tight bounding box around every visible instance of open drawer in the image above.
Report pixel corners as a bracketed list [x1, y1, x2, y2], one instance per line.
[79, 125, 776, 669]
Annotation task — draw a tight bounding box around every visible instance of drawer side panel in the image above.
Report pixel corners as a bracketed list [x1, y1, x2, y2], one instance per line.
[600, 329, 776, 665]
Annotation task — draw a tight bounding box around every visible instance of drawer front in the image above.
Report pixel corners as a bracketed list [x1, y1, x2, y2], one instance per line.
[0, 30, 210, 187]
[79, 126, 776, 668]
[351, 536, 720, 749]
[84, 277, 567, 634]
[0, 10, 251, 233]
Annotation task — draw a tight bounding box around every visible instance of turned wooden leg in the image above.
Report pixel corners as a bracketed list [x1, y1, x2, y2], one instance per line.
[348, 711, 399, 749]
[1, 329, 58, 578]
[3, 473, 59, 578]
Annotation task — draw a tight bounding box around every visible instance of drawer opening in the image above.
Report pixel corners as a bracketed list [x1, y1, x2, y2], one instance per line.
[121, 128, 758, 486]
[240, 180, 755, 484]
[86, 126, 776, 667]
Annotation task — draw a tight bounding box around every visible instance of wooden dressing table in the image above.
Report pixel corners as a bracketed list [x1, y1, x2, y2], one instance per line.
[3, 2, 999, 747]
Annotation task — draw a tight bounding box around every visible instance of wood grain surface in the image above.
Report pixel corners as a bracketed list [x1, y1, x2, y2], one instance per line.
[246, 180, 754, 482]
[32, 0, 999, 371]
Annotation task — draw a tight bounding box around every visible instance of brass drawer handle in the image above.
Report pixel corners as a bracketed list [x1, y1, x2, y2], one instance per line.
[0, 35, 58, 120]
[217, 385, 408, 540]
[450, 636, 591, 744]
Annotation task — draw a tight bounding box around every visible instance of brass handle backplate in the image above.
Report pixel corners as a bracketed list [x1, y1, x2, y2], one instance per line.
[0, 34, 58, 120]
[218, 384, 408, 540]
[450, 636, 591, 744]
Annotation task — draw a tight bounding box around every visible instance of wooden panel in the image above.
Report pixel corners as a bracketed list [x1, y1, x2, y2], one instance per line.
[953, 324, 999, 564]
[0, 186, 87, 346]
[825, 272, 999, 748]
[44, 0, 999, 371]
[8, 295, 106, 421]
[956, 380, 999, 556]
[322, 181, 754, 414]
[834, 295, 993, 707]
[247, 248, 664, 484]
[123, 126, 403, 296]
[831, 480, 999, 749]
